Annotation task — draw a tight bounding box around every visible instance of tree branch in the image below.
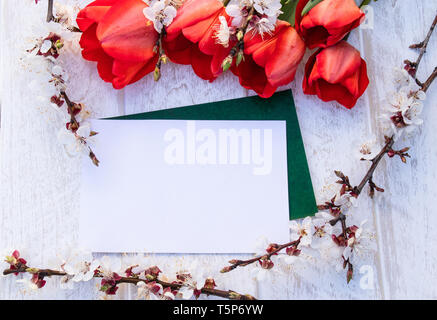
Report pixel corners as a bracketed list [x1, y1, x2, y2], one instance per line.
[222, 239, 300, 272]
[47, 0, 54, 23]
[3, 267, 256, 300]
[355, 136, 395, 195]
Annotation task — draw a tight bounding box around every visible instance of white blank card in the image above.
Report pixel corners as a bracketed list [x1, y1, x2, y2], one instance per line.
[79, 119, 290, 253]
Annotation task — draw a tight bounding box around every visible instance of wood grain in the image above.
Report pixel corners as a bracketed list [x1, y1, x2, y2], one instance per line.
[0, 0, 436, 299]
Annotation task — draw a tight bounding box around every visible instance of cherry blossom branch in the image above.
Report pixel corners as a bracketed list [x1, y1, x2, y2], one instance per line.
[60, 91, 100, 166]
[421, 67, 437, 93]
[221, 14, 437, 281]
[405, 13, 437, 86]
[47, 0, 54, 23]
[44, 0, 82, 32]
[3, 266, 255, 300]
[355, 136, 395, 196]
[221, 239, 300, 273]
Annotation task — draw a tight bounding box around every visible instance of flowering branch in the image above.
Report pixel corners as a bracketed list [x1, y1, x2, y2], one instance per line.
[221, 12, 437, 283]
[405, 13, 437, 85]
[221, 239, 300, 273]
[60, 91, 100, 167]
[2, 253, 255, 300]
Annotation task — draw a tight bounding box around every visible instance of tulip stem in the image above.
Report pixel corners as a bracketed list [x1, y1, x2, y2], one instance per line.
[3, 266, 256, 300]
[223, 0, 231, 6]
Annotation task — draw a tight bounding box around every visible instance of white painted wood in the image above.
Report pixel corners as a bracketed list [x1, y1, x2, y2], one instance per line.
[0, 0, 436, 299]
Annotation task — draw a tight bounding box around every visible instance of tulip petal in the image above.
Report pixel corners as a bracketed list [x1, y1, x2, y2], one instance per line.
[232, 55, 277, 98]
[190, 47, 216, 81]
[316, 41, 361, 84]
[306, 0, 364, 30]
[302, 50, 319, 95]
[265, 26, 305, 87]
[76, 0, 119, 31]
[112, 57, 157, 89]
[96, 0, 158, 62]
[166, 0, 223, 41]
[297, 0, 364, 48]
[80, 24, 115, 83]
[316, 80, 357, 109]
[163, 33, 193, 65]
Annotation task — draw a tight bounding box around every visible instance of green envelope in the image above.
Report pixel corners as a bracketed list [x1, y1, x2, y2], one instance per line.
[110, 89, 317, 220]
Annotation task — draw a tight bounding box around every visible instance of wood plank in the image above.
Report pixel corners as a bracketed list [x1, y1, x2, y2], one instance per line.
[362, 0, 437, 299]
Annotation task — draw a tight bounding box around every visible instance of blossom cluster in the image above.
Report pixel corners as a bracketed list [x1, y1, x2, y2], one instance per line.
[2, 249, 229, 300]
[27, 3, 99, 162]
[381, 68, 426, 140]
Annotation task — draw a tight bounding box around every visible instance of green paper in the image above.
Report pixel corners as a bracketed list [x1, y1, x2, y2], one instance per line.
[109, 90, 317, 220]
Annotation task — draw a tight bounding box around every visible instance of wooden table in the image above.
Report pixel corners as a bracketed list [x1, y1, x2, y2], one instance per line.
[1, 0, 436, 299]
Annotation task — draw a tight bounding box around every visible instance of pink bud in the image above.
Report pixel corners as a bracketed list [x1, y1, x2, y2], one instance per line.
[260, 259, 274, 270]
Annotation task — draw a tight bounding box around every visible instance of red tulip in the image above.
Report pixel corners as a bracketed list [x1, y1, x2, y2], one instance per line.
[295, 0, 365, 49]
[77, 0, 159, 89]
[303, 41, 369, 109]
[231, 21, 306, 98]
[164, 0, 232, 81]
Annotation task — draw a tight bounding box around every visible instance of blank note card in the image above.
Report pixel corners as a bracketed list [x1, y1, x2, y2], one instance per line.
[79, 119, 290, 253]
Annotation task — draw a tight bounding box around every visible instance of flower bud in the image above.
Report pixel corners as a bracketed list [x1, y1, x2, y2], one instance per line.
[203, 278, 217, 289]
[220, 266, 233, 273]
[5, 255, 16, 265]
[266, 243, 279, 254]
[229, 291, 241, 299]
[55, 39, 64, 50]
[153, 67, 161, 81]
[25, 267, 40, 274]
[286, 246, 301, 256]
[260, 259, 274, 269]
[221, 56, 233, 72]
[236, 51, 244, 66]
[236, 30, 244, 41]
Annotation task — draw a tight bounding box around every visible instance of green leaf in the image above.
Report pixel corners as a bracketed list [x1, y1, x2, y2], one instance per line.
[301, 0, 324, 17]
[279, 0, 299, 27]
[359, 0, 377, 8]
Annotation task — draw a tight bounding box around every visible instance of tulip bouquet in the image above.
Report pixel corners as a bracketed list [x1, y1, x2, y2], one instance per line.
[76, 0, 369, 107]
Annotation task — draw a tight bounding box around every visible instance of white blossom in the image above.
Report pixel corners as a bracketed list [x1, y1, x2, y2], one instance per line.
[57, 122, 93, 157]
[342, 220, 373, 263]
[356, 136, 382, 161]
[289, 216, 313, 247]
[54, 3, 79, 29]
[310, 218, 333, 249]
[253, 0, 282, 18]
[226, 4, 244, 27]
[143, 0, 177, 33]
[381, 84, 425, 140]
[40, 40, 52, 54]
[98, 256, 122, 279]
[61, 250, 99, 283]
[393, 67, 411, 87]
[16, 275, 39, 291]
[214, 16, 230, 47]
[137, 281, 163, 300]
